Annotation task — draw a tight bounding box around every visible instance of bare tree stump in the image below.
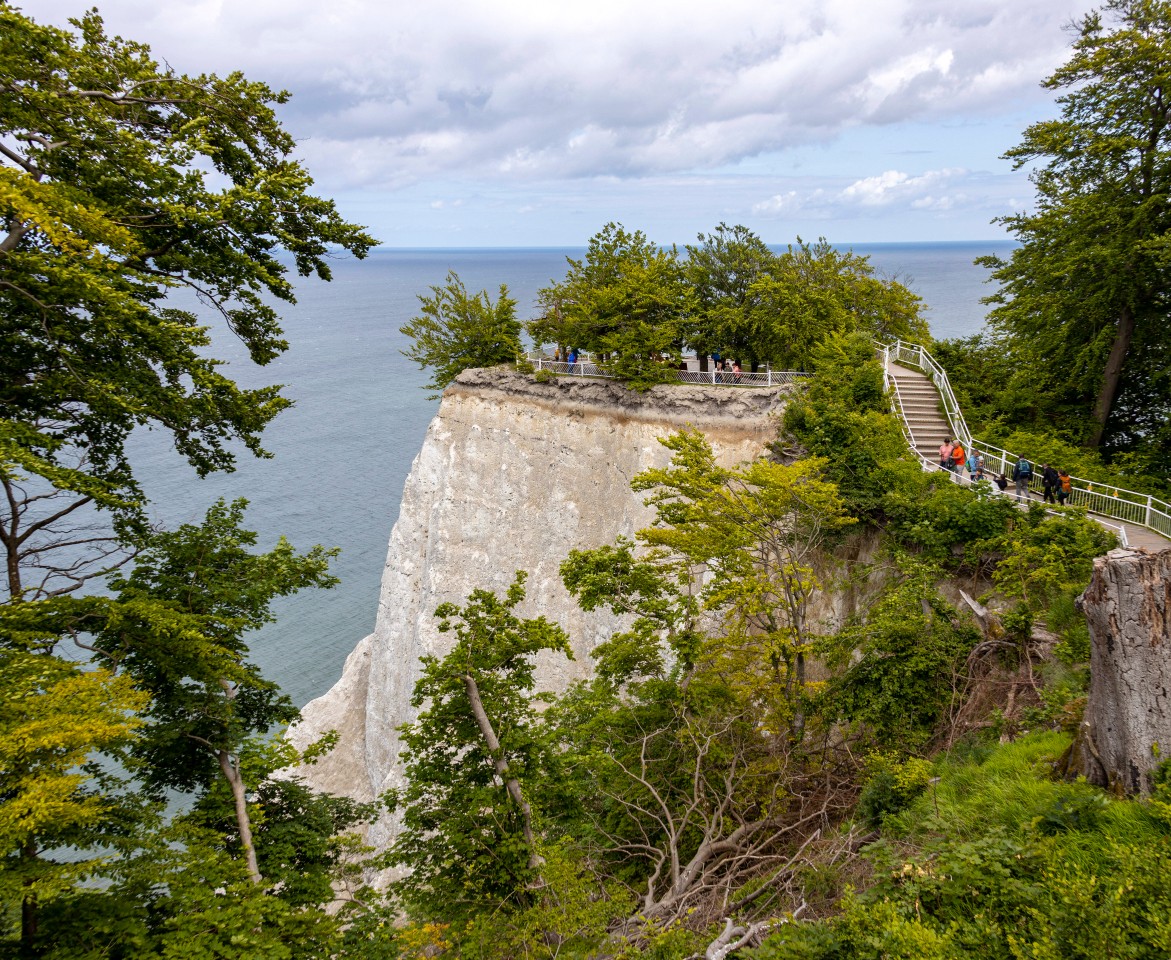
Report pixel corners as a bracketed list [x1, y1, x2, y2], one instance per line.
[1076, 547, 1171, 795]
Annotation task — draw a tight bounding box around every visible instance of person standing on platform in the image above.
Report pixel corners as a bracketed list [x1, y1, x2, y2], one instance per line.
[1013, 457, 1033, 501]
[939, 438, 954, 471]
[951, 441, 966, 474]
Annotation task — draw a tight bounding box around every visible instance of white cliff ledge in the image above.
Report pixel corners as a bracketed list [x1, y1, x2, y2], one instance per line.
[290, 369, 792, 822]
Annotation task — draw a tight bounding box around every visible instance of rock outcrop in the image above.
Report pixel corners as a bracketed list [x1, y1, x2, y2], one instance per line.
[290, 370, 791, 841]
[1077, 547, 1171, 794]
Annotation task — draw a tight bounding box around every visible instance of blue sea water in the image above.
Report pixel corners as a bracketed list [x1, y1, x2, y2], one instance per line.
[129, 241, 1010, 708]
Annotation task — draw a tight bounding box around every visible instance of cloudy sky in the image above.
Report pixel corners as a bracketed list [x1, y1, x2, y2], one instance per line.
[32, 0, 1090, 247]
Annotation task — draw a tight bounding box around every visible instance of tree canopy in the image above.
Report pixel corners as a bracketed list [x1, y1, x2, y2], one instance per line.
[0, 4, 375, 522]
[527, 223, 926, 386]
[0, 7, 384, 955]
[979, 0, 1171, 470]
[400, 271, 522, 395]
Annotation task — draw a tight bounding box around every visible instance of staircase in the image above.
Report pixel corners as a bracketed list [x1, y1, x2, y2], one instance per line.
[888, 363, 953, 458]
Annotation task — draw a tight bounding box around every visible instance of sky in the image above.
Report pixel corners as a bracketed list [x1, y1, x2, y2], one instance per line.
[28, 0, 1092, 248]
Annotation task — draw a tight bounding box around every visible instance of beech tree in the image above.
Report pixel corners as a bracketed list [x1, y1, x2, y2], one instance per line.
[684, 223, 777, 371]
[532, 223, 693, 388]
[98, 500, 338, 884]
[0, 651, 149, 953]
[981, 0, 1171, 461]
[0, 4, 375, 555]
[400, 271, 522, 395]
[0, 7, 379, 950]
[387, 573, 572, 922]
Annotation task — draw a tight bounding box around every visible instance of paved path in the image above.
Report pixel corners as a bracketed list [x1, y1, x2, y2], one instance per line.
[887, 362, 1169, 551]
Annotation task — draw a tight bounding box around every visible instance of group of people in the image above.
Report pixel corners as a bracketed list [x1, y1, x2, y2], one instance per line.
[937, 438, 985, 480]
[1011, 457, 1073, 505]
[711, 357, 742, 382]
[938, 439, 1073, 506]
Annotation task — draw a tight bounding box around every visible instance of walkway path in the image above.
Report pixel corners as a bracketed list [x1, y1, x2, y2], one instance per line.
[886, 361, 1169, 551]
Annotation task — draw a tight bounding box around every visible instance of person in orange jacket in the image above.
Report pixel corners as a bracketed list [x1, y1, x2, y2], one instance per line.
[951, 442, 965, 474]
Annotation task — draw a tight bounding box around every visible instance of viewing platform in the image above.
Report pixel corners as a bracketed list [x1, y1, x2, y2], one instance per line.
[526, 353, 811, 388]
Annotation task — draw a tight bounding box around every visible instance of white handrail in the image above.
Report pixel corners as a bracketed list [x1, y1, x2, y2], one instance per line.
[879, 338, 1169, 543]
[524, 354, 812, 388]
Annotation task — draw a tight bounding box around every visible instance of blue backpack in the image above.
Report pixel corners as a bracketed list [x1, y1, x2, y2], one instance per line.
[1018, 458, 1032, 478]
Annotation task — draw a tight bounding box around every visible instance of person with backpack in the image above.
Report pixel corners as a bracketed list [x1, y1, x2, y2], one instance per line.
[1041, 463, 1060, 504]
[1012, 457, 1033, 502]
[967, 450, 984, 481]
[1057, 469, 1072, 506]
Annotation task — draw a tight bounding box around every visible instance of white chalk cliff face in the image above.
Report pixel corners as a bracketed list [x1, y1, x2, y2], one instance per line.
[291, 369, 791, 845]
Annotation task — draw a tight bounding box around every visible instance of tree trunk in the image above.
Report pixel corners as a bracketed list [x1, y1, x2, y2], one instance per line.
[462, 673, 544, 872]
[1075, 547, 1171, 794]
[1088, 303, 1136, 449]
[217, 749, 263, 883]
[21, 839, 37, 956]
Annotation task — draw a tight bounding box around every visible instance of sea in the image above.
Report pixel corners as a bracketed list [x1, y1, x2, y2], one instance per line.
[128, 241, 1011, 708]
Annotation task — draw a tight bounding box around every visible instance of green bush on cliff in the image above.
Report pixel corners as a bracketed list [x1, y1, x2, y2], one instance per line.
[400, 271, 523, 396]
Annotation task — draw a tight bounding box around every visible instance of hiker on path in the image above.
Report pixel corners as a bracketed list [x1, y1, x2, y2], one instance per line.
[951, 441, 966, 474]
[1041, 463, 1059, 504]
[1057, 469, 1072, 506]
[994, 473, 1009, 493]
[1012, 457, 1033, 502]
[967, 450, 984, 481]
[939, 439, 954, 471]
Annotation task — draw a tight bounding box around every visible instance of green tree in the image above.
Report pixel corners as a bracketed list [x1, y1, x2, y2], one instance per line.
[98, 500, 338, 884]
[828, 559, 979, 752]
[684, 223, 778, 371]
[0, 650, 148, 954]
[753, 239, 927, 372]
[400, 271, 522, 395]
[532, 223, 693, 389]
[386, 573, 572, 923]
[980, 0, 1171, 466]
[0, 4, 375, 555]
[0, 7, 384, 955]
[633, 431, 855, 738]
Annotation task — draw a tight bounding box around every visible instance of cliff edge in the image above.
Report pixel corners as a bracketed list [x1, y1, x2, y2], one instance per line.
[290, 370, 790, 829]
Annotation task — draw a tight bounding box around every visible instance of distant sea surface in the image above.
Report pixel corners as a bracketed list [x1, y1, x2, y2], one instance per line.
[130, 241, 1010, 707]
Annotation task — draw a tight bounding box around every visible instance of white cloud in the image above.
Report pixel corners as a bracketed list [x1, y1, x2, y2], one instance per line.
[754, 167, 977, 218]
[31, 0, 1086, 187]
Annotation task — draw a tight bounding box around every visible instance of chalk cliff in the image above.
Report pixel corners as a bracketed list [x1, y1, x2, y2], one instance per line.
[290, 369, 791, 838]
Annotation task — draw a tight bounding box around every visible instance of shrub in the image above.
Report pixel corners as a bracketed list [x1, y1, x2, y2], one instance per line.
[857, 754, 934, 827]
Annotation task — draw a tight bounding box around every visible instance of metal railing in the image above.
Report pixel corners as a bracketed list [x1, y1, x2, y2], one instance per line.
[880, 339, 973, 448]
[526, 354, 811, 388]
[879, 338, 1169, 544]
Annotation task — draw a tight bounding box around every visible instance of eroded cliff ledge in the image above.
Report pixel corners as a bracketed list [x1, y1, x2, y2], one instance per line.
[290, 370, 791, 823]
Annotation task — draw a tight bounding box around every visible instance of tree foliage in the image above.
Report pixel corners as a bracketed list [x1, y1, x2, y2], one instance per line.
[533, 223, 693, 389]
[979, 0, 1171, 469]
[0, 4, 375, 525]
[0, 7, 388, 955]
[400, 271, 522, 395]
[386, 573, 572, 922]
